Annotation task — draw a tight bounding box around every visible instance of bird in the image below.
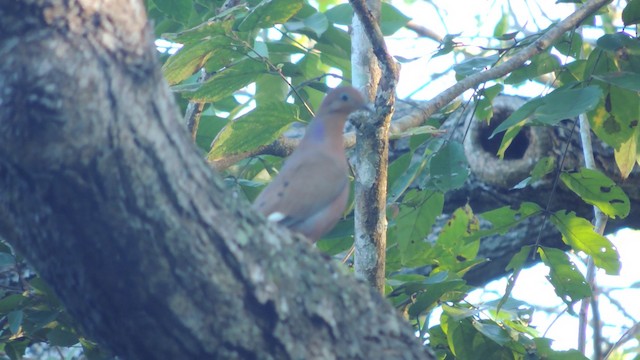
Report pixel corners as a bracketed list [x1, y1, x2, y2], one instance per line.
[252, 86, 371, 242]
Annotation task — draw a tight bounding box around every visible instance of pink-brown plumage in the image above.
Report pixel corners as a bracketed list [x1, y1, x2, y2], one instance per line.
[252, 86, 370, 242]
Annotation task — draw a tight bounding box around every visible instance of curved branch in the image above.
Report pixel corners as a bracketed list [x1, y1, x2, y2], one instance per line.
[390, 0, 611, 133]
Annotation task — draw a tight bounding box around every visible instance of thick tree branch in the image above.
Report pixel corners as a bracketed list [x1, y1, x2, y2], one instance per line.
[0, 1, 432, 358]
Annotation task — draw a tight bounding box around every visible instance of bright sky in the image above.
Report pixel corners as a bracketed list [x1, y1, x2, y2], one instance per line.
[386, 0, 638, 356]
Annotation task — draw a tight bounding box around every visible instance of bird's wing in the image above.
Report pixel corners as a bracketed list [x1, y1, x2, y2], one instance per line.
[252, 152, 348, 226]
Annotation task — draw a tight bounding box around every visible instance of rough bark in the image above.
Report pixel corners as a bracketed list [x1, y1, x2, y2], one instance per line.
[350, 0, 400, 294]
[0, 1, 432, 359]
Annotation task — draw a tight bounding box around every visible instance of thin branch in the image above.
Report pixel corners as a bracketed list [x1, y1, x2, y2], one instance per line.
[389, 0, 612, 135]
[577, 111, 609, 357]
[349, 0, 399, 293]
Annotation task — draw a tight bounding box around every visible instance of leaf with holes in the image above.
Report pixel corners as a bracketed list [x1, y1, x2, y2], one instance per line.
[538, 247, 591, 309]
[394, 190, 444, 267]
[550, 211, 621, 275]
[432, 206, 480, 273]
[560, 168, 630, 219]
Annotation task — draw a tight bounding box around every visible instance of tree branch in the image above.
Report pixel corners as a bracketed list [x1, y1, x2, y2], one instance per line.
[389, 0, 611, 134]
[0, 1, 432, 358]
[349, 0, 400, 293]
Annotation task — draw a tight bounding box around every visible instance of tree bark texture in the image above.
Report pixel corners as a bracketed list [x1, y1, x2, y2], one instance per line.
[0, 1, 431, 359]
[350, 0, 399, 294]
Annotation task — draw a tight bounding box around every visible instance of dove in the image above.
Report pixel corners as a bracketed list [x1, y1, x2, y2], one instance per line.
[252, 86, 371, 242]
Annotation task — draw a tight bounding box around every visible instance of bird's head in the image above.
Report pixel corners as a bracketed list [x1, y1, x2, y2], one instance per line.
[319, 86, 373, 116]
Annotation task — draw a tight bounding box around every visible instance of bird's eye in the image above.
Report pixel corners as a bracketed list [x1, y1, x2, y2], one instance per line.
[340, 93, 349, 101]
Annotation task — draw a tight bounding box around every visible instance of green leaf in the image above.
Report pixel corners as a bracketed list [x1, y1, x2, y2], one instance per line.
[0, 294, 26, 314]
[550, 211, 621, 275]
[324, 3, 352, 25]
[505, 52, 561, 84]
[446, 317, 478, 360]
[538, 247, 591, 307]
[472, 320, 511, 346]
[534, 338, 589, 360]
[560, 168, 630, 219]
[475, 84, 504, 123]
[164, 18, 234, 45]
[493, 12, 508, 38]
[7, 310, 22, 334]
[593, 72, 640, 92]
[152, 0, 192, 24]
[492, 86, 602, 137]
[465, 202, 543, 242]
[388, 138, 441, 202]
[195, 115, 229, 152]
[208, 102, 300, 160]
[490, 97, 541, 139]
[554, 32, 583, 59]
[441, 304, 480, 320]
[324, 3, 410, 36]
[433, 206, 480, 272]
[596, 33, 640, 58]
[513, 156, 555, 189]
[238, 0, 304, 31]
[614, 126, 640, 179]
[588, 86, 639, 150]
[623, 0, 640, 26]
[497, 245, 532, 313]
[427, 141, 469, 191]
[162, 38, 224, 85]
[387, 153, 411, 202]
[454, 55, 499, 80]
[379, 2, 411, 36]
[47, 328, 80, 347]
[188, 60, 268, 102]
[395, 190, 444, 267]
[408, 275, 467, 317]
[4, 339, 29, 360]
